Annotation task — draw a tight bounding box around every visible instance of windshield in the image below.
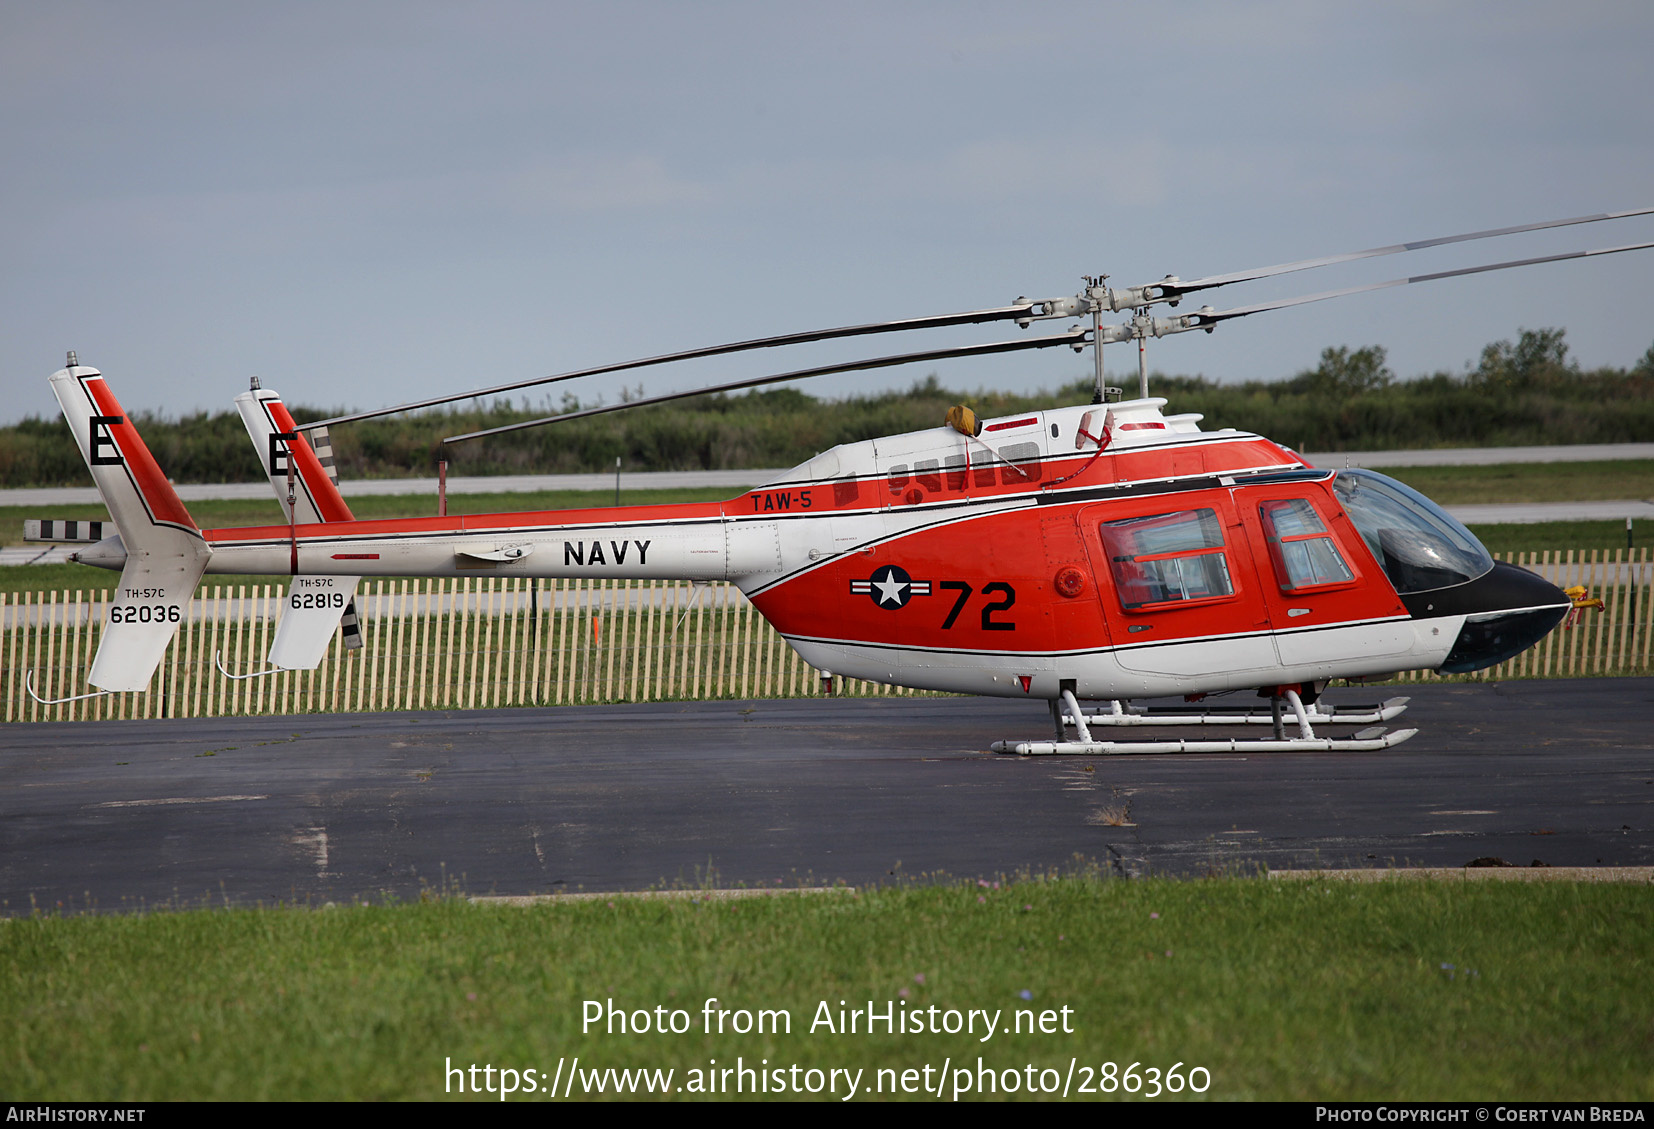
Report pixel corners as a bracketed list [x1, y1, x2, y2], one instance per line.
[1330, 469, 1494, 594]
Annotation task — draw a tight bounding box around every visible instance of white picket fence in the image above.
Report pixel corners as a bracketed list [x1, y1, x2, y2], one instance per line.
[2, 549, 1649, 721]
[1, 577, 935, 723]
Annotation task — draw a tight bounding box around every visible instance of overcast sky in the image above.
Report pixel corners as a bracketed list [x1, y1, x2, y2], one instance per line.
[4, 1, 1653, 428]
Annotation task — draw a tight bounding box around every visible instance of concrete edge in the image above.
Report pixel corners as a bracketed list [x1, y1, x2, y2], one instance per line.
[470, 887, 855, 905]
[1268, 867, 1654, 883]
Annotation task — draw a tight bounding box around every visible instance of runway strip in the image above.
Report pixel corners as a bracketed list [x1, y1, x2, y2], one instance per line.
[2, 678, 1650, 912]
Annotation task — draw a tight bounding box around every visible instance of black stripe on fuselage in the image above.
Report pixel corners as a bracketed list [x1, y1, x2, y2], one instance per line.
[780, 613, 1415, 662]
[1035, 466, 1328, 507]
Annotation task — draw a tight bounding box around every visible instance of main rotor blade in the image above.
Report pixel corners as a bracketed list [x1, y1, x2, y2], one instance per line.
[300, 302, 1038, 431]
[442, 327, 1089, 444]
[1162, 206, 1654, 300]
[1184, 239, 1654, 328]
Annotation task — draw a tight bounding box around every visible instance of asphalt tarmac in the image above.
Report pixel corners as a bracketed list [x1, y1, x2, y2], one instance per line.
[2, 679, 1651, 913]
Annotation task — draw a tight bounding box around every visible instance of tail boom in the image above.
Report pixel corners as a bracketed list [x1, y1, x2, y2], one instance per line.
[198, 504, 769, 582]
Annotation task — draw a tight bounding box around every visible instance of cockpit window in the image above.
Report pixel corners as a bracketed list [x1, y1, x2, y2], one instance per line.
[1259, 499, 1354, 591]
[1331, 470, 1493, 594]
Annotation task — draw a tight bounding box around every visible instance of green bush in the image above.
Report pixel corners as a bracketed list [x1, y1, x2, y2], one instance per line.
[5, 329, 1650, 486]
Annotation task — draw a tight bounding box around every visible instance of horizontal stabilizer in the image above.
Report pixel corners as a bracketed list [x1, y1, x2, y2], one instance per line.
[24, 519, 110, 543]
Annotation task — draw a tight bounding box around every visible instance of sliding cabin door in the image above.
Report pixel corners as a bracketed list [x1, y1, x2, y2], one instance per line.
[1078, 494, 1278, 681]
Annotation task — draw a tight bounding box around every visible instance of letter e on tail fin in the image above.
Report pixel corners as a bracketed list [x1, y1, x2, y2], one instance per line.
[234, 386, 355, 524]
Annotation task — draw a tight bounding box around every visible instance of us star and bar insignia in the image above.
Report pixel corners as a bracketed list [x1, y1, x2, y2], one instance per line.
[849, 565, 932, 609]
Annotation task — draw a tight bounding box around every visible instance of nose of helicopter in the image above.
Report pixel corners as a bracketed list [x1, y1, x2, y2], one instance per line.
[1328, 470, 1574, 675]
[1410, 560, 1573, 674]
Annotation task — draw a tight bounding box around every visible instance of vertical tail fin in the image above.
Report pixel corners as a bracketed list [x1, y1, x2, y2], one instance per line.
[232, 382, 364, 666]
[233, 385, 355, 523]
[50, 361, 212, 692]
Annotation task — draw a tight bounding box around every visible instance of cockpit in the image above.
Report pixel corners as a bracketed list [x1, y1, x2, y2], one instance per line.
[1330, 468, 1568, 673]
[1330, 469, 1494, 594]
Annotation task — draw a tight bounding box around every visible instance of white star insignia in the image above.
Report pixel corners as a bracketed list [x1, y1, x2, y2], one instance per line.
[872, 568, 909, 606]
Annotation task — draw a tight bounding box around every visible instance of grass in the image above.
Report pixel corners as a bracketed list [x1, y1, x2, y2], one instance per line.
[2, 874, 1650, 1102]
[1381, 460, 1654, 505]
[1466, 521, 1641, 556]
[1, 562, 141, 596]
[6, 340, 1652, 485]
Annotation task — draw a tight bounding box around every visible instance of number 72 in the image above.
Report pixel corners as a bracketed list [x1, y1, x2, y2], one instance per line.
[939, 581, 1016, 631]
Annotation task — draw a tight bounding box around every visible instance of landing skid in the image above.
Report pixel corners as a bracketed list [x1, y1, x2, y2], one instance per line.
[1077, 696, 1410, 727]
[990, 689, 1419, 756]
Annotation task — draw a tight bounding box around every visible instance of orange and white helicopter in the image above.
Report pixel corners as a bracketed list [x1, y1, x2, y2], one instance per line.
[35, 207, 1654, 754]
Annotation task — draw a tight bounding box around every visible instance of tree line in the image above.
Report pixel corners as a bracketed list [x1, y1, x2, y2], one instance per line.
[3, 328, 1650, 487]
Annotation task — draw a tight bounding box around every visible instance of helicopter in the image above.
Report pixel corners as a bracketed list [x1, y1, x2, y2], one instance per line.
[32, 207, 1654, 754]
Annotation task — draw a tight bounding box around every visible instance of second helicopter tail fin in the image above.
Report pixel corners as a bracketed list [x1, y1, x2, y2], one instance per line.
[233, 383, 356, 523]
[232, 382, 364, 666]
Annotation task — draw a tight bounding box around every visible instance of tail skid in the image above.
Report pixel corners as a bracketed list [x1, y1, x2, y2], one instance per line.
[24, 670, 111, 706]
